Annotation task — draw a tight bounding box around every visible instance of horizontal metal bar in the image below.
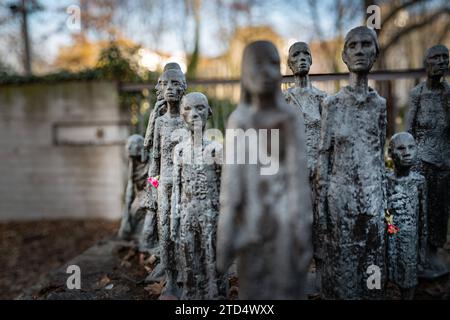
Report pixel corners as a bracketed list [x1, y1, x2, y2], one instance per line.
[119, 68, 427, 92]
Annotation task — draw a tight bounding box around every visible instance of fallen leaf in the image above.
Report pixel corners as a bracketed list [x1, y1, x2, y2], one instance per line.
[97, 275, 111, 288]
[144, 281, 165, 297]
[123, 248, 136, 261]
[104, 283, 114, 290]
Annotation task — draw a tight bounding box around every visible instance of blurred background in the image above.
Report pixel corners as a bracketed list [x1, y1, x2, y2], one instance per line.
[0, 0, 449, 299]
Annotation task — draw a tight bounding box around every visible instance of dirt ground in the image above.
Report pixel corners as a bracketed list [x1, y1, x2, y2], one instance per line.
[1, 219, 449, 300]
[0, 219, 119, 299]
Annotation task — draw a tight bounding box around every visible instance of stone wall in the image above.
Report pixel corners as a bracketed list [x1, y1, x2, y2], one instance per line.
[0, 81, 129, 221]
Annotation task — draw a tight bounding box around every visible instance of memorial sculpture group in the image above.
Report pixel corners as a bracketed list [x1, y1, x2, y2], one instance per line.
[118, 26, 449, 300]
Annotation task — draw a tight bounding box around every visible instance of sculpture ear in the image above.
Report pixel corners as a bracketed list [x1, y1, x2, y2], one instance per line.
[208, 105, 213, 119]
[341, 50, 348, 65]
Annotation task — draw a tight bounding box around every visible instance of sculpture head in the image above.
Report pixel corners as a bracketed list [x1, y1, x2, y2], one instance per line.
[342, 26, 379, 74]
[288, 42, 312, 76]
[126, 134, 144, 159]
[424, 44, 449, 79]
[389, 132, 417, 169]
[180, 92, 212, 132]
[241, 41, 281, 102]
[160, 66, 186, 103]
[156, 63, 183, 100]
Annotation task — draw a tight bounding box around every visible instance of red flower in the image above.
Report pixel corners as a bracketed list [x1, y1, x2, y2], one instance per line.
[387, 223, 399, 235]
[147, 176, 159, 189]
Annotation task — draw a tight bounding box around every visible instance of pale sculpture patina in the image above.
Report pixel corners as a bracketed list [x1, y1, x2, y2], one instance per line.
[146, 66, 187, 297]
[386, 132, 427, 300]
[118, 134, 149, 241]
[283, 41, 327, 289]
[317, 26, 387, 299]
[406, 44, 449, 279]
[140, 63, 184, 250]
[171, 92, 226, 299]
[217, 40, 313, 300]
[284, 41, 327, 175]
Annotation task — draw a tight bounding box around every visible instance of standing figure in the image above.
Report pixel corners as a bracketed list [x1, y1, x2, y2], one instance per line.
[386, 132, 427, 300]
[118, 135, 149, 241]
[147, 67, 187, 297]
[140, 63, 183, 250]
[171, 92, 226, 299]
[217, 41, 313, 300]
[406, 44, 449, 279]
[317, 26, 387, 299]
[283, 41, 327, 288]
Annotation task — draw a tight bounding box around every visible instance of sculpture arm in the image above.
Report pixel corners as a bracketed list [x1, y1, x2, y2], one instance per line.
[143, 100, 166, 162]
[290, 116, 313, 271]
[216, 114, 243, 273]
[418, 177, 428, 266]
[170, 144, 182, 241]
[316, 100, 334, 232]
[406, 89, 420, 137]
[118, 160, 135, 238]
[147, 120, 161, 211]
[379, 98, 388, 208]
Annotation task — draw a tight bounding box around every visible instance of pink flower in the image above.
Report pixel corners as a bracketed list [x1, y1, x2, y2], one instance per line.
[387, 224, 399, 235]
[147, 176, 159, 189]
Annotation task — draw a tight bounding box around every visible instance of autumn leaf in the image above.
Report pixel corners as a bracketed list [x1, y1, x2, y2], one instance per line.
[144, 281, 165, 297]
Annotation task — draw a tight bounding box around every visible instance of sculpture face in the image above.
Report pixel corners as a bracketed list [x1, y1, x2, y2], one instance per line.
[242, 43, 281, 95]
[155, 78, 164, 100]
[180, 93, 211, 131]
[342, 32, 377, 73]
[162, 70, 186, 103]
[425, 45, 449, 78]
[288, 42, 312, 76]
[126, 135, 144, 158]
[390, 133, 417, 168]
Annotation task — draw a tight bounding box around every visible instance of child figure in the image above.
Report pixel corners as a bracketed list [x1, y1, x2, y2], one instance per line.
[118, 135, 149, 241]
[387, 132, 428, 300]
[171, 92, 226, 299]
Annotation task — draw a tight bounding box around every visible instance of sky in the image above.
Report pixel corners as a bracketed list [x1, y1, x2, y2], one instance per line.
[1, 0, 361, 72]
[31, 1, 339, 56]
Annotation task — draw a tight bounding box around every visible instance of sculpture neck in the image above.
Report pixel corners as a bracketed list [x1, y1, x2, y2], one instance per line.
[253, 92, 278, 111]
[295, 74, 311, 89]
[426, 76, 443, 90]
[349, 72, 369, 96]
[167, 101, 180, 116]
[394, 165, 411, 178]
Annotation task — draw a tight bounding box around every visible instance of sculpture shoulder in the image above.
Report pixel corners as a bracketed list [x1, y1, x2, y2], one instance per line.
[411, 171, 426, 186]
[443, 79, 450, 92]
[409, 82, 426, 99]
[321, 93, 341, 113]
[227, 105, 251, 129]
[311, 86, 328, 99]
[205, 139, 223, 152]
[283, 87, 295, 100]
[369, 88, 386, 107]
[173, 142, 184, 158]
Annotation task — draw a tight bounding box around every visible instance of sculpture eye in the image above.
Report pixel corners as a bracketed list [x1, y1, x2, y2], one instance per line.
[184, 105, 191, 110]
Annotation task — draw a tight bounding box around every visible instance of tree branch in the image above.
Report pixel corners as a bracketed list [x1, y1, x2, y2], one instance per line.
[381, 0, 425, 27]
[382, 7, 450, 52]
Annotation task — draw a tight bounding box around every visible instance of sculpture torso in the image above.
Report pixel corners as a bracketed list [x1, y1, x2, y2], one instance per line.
[319, 85, 387, 299]
[173, 137, 224, 299]
[284, 86, 326, 173]
[219, 104, 313, 299]
[154, 113, 185, 185]
[408, 81, 450, 169]
[386, 171, 426, 289]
